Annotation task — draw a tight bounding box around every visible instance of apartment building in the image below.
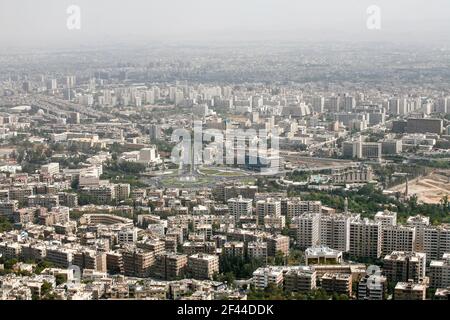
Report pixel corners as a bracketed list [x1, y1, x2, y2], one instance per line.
[114, 184, 131, 201]
[319, 213, 357, 252]
[357, 274, 387, 300]
[375, 210, 397, 228]
[383, 251, 426, 283]
[0, 200, 18, 217]
[252, 267, 284, 290]
[349, 219, 382, 259]
[227, 195, 252, 220]
[406, 215, 430, 252]
[265, 234, 290, 257]
[381, 225, 415, 256]
[188, 253, 219, 280]
[20, 243, 47, 261]
[285, 198, 321, 221]
[73, 249, 107, 272]
[27, 195, 59, 209]
[45, 246, 74, 268]
[122, 248, 155, 277]
[118, 227, 138, 244]
[394, 281, 427, 300]
[0, 242, 21, 259]
[152, 253, 188, 280]
[256, 198, 281, 225]
[222, 241, 245, 258]
[284, 266, 317, 293]
[321, 273, 352, 296]
[80, 184, 116, 204]
[428, 253, 450, 289]
[106, 251, 124, 274]
[247, 241, 268, 262]
[423, 224, 450, 261]
[292, 213, 320, 250]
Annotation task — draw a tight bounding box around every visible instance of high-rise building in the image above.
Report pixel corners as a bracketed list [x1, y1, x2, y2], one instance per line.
[292, 213, 320, 250]
[428, 253, 450, 289]
[312, 96, 325, 113]
[383, 251, 426, 283]
[375, 210, 397, 228]
[256, 198, 281, 225]
[407, 215, 430, 252]
[319, 213, 358, 252]
[381, 225, 415, 256]
[349, 219, 382, 259]
[406, 118, 443, 134]
[149, 124, 161, 141]
[343, 95, 356, 112]
[423, 224, 450, 261]
[329, 96, 340, 113]
[227, 195, 253, 220]
[285, 198, 321, 221]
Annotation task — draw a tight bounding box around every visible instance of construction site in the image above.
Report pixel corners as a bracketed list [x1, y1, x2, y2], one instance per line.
[389, 170, 450, 204]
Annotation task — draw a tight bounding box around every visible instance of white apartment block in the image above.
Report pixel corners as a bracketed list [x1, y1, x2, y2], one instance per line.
[319, 213, 358, 252]
[423, 224, 450, 261]
[383, 251, 426, 283]
[375, 210, 397, 228]
[247, 241, 268, 262]
[252, 267, 284, 290]
[45, 246, 74, 268]
[357, 274, 387, 300]
[349, 219, 382, 259]
[118, 227, 138, 244]
[256, 198, 281, 225]
[407, 215, 430, 252]
[292, 213, 320, 250]
[40, 162, 60, 176]
[285, 199, 321, 221]
[428, 253, 450, 289]
[227, 196, 253, 220]
[381, 225, 416, 256]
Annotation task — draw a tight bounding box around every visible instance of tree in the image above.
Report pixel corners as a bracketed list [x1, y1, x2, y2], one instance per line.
[55, 274, 66, 286]
[71, 177, 79, 190]
[40, 281, 54, 299]
[274, 250, 286, 266]
[0, 216, 13, 233]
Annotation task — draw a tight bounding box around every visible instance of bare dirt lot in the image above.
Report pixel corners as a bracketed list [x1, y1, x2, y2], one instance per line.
[389, 170, 450, 204]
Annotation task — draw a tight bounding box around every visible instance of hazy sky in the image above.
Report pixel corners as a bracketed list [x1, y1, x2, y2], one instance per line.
[1, 0, 449, 48]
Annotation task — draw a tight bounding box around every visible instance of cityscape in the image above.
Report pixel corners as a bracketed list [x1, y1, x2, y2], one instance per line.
[0, 0, 449, 303]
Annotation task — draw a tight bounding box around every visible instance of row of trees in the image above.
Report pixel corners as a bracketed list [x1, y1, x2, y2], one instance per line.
[290, 184, 450, 224]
